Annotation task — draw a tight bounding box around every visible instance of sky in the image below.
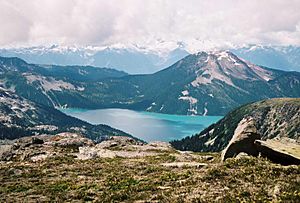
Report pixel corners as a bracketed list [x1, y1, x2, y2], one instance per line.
[1, 0, 300, 52]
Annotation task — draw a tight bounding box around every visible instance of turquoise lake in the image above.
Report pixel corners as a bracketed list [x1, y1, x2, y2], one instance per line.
[61, 108, 222, 142]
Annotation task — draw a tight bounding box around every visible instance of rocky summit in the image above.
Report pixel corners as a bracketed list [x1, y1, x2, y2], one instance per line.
[1, 134, 300, 202]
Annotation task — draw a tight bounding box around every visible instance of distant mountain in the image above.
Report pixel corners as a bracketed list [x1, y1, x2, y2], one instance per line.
[0, 45, 189, 74]
[1, 51, 300, 116]
[0, 86, 131, 140]
[114, 50, 300, 115]
[232, 45, 300, 72]
[170, 98, 300, 152]
[2, 44, 300, 74]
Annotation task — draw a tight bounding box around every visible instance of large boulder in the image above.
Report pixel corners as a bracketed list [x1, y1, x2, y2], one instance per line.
[221, 117, 261, 161]
[255, 139, 300, 165]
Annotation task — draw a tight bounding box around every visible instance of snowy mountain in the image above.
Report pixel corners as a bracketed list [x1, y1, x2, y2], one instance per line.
[231, 45, 300, 72]
[0, 45, 189, 74]
[2, 44, 300, 74]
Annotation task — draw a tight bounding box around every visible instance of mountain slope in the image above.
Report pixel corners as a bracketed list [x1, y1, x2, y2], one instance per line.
[1, 51, 300, 115]
[122, 51, 300, 115]
[0, 56, 129, 108]
[170, 98, 300, 152]
[0, 87, 131, 140]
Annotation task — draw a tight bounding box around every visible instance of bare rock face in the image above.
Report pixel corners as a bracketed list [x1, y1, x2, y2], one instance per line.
[254, 139, 300, 165]
[221, 118, 300, 165]
[221, 117, 261, 161]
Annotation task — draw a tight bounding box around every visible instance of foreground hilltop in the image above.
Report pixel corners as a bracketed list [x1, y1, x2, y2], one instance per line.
[171, 98, 300, 152]
[1, 134, 299, 202]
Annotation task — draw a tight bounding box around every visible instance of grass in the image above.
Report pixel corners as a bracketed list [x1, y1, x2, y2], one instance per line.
[0, 152, 300, 202]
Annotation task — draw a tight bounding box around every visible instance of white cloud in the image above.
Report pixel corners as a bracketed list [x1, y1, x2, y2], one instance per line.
[0, 0, 300, 52]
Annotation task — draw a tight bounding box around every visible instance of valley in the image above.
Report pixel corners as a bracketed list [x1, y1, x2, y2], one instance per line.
[1, 51, 300, 116]
[61, 108, 222, 142]
[0, 37, 300, 203]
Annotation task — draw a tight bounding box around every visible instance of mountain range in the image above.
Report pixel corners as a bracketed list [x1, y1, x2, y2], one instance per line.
[0, 45, 189, 74]
[231, 45, 300, 72]
[1, 44, 300, 73]
[1, 50, 300, 116]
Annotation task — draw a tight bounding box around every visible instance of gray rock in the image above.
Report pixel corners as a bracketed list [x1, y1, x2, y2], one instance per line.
[254, 140, 300, 165]
[221, 117, 261, 161]
[47, 132, 94, 148]
[77, 136, 171, 160]
[0, 145, 13, 161]
[13, 136, 44, 149]
[96, 136, 143, 149]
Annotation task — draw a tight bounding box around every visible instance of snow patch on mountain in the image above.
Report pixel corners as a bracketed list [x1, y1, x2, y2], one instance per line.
[181, 90, 189, 96]
[215, 51, 230, 61]
[179, 96, 198, 104]
[160, 105, 165, 111]
[204, 136, 218, 146]
[179, 91, 198, 115]
[203, 102, 208, 116]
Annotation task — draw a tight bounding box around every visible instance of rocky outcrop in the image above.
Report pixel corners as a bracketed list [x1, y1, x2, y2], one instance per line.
[254, 139, 300, 165]
[0, 134, 213, 172]
[0, 133, 95, 162]
[0, 135, 181, 162]
[94, 136, 143, 149]
[221, 118, 300, 165]
[172, 98, 300, 153]
[221, 117, 260, 161]
[47, 132, 94, 148]
[77, 136, 173, 160]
